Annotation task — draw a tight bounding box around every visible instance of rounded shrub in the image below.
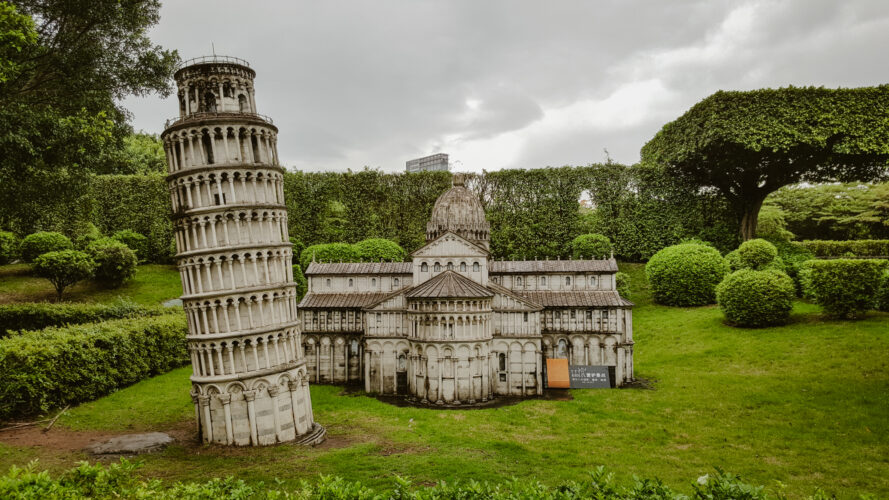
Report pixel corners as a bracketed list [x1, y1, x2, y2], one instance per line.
[724, 249, 742, 272]
[20, 231, 73, 262]
[74, 223, 102, 250]
[645, 243, 728, 306]
[111, 230, 148, 262]
[0, 231, 19, 264]
[716, 269, 795, 327]
[571, 234, 613, 259]
[809, 259, 888, 319]
[92, 243, 138, 288]
[299, 243, 358, 271]
[32, 250, 95, 301]
[354, 238, 406, 262]
[738, 239, 778, 270]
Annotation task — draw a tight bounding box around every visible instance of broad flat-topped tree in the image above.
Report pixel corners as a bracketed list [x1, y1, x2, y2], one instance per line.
[641, 86, 889, 240]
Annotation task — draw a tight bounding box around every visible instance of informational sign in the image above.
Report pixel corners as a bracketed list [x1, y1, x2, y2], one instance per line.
[568, 365, 612, 389]
[545, 358, 570, 388]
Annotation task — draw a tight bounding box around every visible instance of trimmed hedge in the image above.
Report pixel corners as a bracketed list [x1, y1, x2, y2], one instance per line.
[111, 229, 149, 262]
[877, 272, 889, 312]
[646, 243, 728, 306]
[571, 233, 613, 259]
[809, 259, 888, 318]
[716, 269, 795, 327]
[738, 239, 778, 270]
[0, 314, 188, 420]
[19, 231, 73, 262]
[354, 238, 406, 262]
[299, 242, 359, 270]
[92, 243, 138, 288]
[0, 231, 18, 264]
[0, 299, 168, 335]
[800, 240, 889, 258]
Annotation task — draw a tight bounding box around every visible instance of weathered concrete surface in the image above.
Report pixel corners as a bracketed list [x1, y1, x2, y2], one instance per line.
[86, 432, 174, 455]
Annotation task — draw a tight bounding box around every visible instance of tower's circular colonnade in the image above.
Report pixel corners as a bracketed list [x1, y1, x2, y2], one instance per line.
[163, 56, 322, 446]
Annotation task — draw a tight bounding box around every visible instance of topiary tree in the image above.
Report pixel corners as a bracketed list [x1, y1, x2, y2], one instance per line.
[0, 231, 19, 264]
[293, 264, 308, 301]
[615, 271, 630, 298]
[354, 238, 406, 262]
[92, 243, 138, 288]
[737, 239, 778, 270]
[299, 243, 359, 271]
[111, 229, 148, 262]
[645, 243, 728, 306]
[716, 269, 795, 327]
[32, 250, 95, 301]
[641, 86, 889, 240]
[809, 259, 888, 318]
[571, 234, 613, 259]
[19, 231, 73, 262]
[724, 249, 742, 272]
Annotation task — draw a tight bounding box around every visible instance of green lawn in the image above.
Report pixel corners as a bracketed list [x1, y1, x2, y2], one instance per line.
[1, 263, 887, 498]
[0, 263, 181, 305]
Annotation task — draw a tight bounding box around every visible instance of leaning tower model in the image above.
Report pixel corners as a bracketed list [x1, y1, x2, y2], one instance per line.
[162, 56, 323, 446]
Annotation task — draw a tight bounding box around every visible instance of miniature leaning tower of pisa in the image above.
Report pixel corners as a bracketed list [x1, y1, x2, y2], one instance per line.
[161, 56, 323, 446]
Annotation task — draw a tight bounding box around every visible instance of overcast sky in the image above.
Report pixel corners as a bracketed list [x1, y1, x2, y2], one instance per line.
[124, 0, 889, 173]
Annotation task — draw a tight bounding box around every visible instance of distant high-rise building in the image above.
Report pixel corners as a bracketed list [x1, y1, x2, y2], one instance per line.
[406, 153, 450, 173]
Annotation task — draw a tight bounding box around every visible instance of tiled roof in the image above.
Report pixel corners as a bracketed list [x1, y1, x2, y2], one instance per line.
[489, 259, 618, 273]
[405, 271, 494, 299]
[298, 293, 391, 309]
[517, 291, 633, 308]
[486, 282, 543, 310]
[304, 262, 412, 275]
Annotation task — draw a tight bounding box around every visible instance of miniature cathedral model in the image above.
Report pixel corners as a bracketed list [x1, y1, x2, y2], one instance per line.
[163, 56, 323, 445]
[300, 174, 635, 404]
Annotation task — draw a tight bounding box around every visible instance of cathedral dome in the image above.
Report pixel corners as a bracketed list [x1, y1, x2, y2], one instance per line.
[426, 173, 490, 250]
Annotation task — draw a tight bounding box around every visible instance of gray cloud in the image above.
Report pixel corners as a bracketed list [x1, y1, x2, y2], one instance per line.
[124, 0, 889, 172]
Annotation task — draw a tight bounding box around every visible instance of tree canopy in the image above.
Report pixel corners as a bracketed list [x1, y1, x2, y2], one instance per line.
[641, 86, 889, 240]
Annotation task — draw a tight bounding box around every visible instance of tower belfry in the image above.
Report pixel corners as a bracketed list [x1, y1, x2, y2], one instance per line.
[162, 55, 323, 446]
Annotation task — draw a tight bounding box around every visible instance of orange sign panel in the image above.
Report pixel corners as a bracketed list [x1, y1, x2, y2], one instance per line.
[546, 358, 570, 388]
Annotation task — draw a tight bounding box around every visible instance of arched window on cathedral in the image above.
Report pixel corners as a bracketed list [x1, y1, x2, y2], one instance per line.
[473, 262, 480, 272]
[589, 275, 598, 288]
[394, 278, 399, 286]
[372, 278, 376, 287]
[516, 277, 523, 286]
[447, 262, 454, 271]
[566, 276, 572, 286]
[460, 262, 467, 272]
[348, 278, 353, 287]
[326, 278, 331, 287]
[499, 353, 506, 371]
[434, 262, 441, 272]
[557, 338, 569, 359]
[421, 262, 428, 272]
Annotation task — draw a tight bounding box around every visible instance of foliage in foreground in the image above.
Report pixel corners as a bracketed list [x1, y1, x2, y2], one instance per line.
[0, 314, 187, 420]
[646, 243, 728, 306]
[0, 298, 168, 336]
[809, 259, 888, 319]
[0, 460, 853, 500]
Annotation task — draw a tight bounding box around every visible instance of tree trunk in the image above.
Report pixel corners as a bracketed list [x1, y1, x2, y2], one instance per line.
[739, 197, 766, 241]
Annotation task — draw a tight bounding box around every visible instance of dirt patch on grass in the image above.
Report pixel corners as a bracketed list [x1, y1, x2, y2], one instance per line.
[0, 426, 124, 452]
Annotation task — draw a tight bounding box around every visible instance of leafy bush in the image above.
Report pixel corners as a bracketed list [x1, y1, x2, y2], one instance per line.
[92, 243, 138, 288]
[0, 231, 18, 264]
[299, 243, 358, 270]
[19, 231, 73, 262]
[724, 249, 742, 272]
[289, 237, 305, 265]
[354, 238, 406, 262]
[111, 229, 148, 262]
[796, 260, 817, 299]
[293, 265, 308, 301]
[74, 222, 102, 250]
[809, 259, 888, 318]
[0, 461, 813, 500]
[876, 272, 889, 312]
[571, 233, 613, 259]
[615, 271, 630, 298]
[0, 314, 187, 419]
[716, 269, 795, 327]
[737, 239, 778, 270]
[31, 250, 95, 301]
[0, 298, 167, 336]
[771, 240, 814, 280]
[800, 240, 889, 258]
[646, 243, 728, 306]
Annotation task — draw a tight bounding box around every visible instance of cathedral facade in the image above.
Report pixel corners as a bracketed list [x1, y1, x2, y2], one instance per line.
[298, 174, 634, 405]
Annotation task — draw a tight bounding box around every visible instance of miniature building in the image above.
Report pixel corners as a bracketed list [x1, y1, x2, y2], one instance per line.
[162, 56, 323, 445]
[406, 153, 450, 173]
[299, 173, 634, 405]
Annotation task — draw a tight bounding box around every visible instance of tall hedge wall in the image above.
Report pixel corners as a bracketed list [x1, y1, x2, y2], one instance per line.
[0, 314, 188, 420]
[0, 300, 170, 336]
[2, 165, 736, 262]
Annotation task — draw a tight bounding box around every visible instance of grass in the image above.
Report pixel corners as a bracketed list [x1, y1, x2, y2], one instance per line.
[1, 263, 888, 498]
[0, 263, 181, 305]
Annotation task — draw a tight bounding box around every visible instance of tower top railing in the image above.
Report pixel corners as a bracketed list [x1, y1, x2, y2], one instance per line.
[177, 55, 251, 70]
[164, 111, 273, 128]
